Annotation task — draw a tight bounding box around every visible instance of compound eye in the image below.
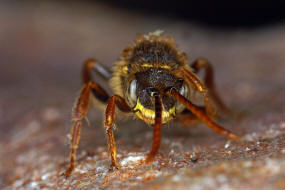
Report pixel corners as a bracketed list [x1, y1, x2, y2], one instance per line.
[129, 80, 137, 103]
[179, 83, 189, 97]
[179, 85, 185, 96]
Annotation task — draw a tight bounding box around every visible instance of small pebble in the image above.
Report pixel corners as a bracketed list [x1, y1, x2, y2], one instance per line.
[224, 141, 231, 149]
[190, 152, 198, 162]
[41, 173, 50, 180]
[28, 181, 38, 188]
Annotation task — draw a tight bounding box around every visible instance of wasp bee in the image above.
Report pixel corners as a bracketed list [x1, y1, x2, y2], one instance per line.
[65, 30, 239, 176]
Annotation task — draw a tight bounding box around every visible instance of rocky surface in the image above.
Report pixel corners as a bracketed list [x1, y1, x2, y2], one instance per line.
[1, 1, 285, 189]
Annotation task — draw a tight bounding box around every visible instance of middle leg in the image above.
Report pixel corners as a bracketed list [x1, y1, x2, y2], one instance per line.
[65, 81, 110, 177]
[65, 59, 112, 177]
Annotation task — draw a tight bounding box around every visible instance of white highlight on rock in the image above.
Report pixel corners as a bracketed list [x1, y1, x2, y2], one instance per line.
[41, 173, 50, 180]
[120, 153, 144, 168]
[224, 141, 231, 149]
[28, 181, 39, 188]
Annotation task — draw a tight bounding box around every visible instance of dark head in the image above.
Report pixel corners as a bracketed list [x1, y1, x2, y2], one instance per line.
[124, 66, 190, 124]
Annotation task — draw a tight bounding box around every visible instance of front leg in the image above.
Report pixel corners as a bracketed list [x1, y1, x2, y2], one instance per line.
[169, 89, 239, 140]
[145, 94, 163, 162]
[104, 95, 132, 170]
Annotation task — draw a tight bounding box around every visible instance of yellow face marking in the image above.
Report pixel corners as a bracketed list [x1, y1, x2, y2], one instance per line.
[133, 98, 176, 124]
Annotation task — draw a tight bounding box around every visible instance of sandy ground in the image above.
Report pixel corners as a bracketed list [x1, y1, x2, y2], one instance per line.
[0, 1, 285, 189]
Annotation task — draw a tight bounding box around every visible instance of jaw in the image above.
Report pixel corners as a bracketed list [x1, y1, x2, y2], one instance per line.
[133, 99, 176, 124]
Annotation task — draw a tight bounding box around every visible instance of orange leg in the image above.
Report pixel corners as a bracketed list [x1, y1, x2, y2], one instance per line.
[191, 58, 231, 114]
[65, 59, 111, 177]
[170, 89, 239, 140]
[65, 120, 82, 177]
[145, 95, 163, 162]
[175, 107, 206, 126]
[64, 81, 110, 177]
[183, 68, 216, 118]
[104, 95, 131, 170]
[82, 59, 112, 83]
[82, 59, 111, 103]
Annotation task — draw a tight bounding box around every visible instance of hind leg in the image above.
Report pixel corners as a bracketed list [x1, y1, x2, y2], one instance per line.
[191, 58, 231, 115]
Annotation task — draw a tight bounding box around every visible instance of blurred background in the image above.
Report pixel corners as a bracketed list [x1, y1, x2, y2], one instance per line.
[1, 0, 285, 189]
[102, 0, 285, 28]
[1, 0, 285, 113]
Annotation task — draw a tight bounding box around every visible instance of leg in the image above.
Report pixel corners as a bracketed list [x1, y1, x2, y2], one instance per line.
[81, 59, 111, 103]
[65, 120, 81, 177]
[145, 95, 163, 162]
[191, 58, 230, 114]
[169, 89, 239, 140]
[64, 81, 109, 177]
[175, 107, 205, 126]
[104, 95, 132, 170]
[183, 68, 216, 118]
[82, 58, 112, 83]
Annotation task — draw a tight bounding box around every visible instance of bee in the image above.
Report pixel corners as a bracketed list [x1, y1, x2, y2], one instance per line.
[64, 30, 239, 177]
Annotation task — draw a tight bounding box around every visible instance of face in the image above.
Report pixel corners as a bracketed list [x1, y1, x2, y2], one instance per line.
[125, 68, 190, 124]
